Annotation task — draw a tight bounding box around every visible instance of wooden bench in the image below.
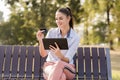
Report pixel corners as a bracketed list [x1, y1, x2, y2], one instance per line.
[76, 46, 112, 80]
[0, 45, 112, 80]
[0, 45, 41, 80]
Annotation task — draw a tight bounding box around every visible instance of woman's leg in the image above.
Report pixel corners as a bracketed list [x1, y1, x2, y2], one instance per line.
[47, 61, 66, 80]
[43, 61, 75, 80]
[60, 72, 66, 80]
[61, 61, 75, 80]
[63, 66, 75, 80]
[43, 62, 55, 80]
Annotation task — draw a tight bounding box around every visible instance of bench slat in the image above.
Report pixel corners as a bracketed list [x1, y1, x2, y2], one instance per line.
[99, 48, 107, 79]
[0, 46, 6, 78]
[26, 46, 34, 79]
[77, 47, 84, 79]
[4, 46, 12, 78]
[34, 46, 40, 79]
[11, 46, 20, 78]
[105, 48, 112, 80]
[19, 46, 26, 78]
[84, 47, 91, 79]
[92, 47, 99, 79]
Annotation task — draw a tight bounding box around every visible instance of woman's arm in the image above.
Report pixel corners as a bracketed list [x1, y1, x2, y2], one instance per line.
[36, 30, 47, 57]
[60, 55, 69, 63]
[65, 35, 80, 63]
[39, 39, 47, 57]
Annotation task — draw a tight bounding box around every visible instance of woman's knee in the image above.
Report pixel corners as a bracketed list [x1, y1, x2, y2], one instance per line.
[55, 60, 64, 67]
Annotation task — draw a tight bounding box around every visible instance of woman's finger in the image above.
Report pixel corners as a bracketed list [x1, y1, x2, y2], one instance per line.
[49, 46, 56, 52]
[55, 42, 59, 48]
[36, 30, 44, 40]
[49, 45, 56, 50]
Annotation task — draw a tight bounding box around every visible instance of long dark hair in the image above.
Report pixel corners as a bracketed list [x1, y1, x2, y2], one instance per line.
[57, 7, 73, 29]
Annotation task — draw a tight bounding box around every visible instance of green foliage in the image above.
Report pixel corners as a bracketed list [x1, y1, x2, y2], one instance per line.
[91, 21, 108, 44]
[68, 0, 83, 24]
[81, 0, 120, 47]
[0, 13, 36, 45]
[0, 0, 120, 46]
[0, 0, 83, 45]
[111, 0, 120, 41]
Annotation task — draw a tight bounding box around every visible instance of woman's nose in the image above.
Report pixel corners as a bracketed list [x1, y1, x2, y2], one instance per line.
[56, 20, 61, 24]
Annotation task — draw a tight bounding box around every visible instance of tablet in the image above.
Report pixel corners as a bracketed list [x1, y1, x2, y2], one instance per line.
[42, 38, 68, 50]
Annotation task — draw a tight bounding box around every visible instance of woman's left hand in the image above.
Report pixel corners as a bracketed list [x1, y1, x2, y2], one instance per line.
[49, 42, 64, 59]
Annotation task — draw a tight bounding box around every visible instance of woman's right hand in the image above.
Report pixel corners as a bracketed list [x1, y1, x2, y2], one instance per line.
[36, 30, 44, 41]
[36, 30, 47, 57]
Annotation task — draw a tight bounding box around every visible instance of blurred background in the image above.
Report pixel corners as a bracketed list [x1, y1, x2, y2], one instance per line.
[0, 0, 120, 79]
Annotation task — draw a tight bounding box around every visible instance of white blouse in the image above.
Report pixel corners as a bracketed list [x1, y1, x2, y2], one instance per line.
[45, 28, 80, 64]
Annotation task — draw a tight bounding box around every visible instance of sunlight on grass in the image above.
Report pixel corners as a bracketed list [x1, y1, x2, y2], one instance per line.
[112, 71, 120, 80]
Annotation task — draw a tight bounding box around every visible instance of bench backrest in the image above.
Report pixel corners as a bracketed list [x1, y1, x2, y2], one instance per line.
[0, 45, 41, 80]
[0, 45, 112, 80]
[77, 47, 112, 80]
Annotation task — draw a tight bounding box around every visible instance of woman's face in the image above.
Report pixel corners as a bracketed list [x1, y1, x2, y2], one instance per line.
[55, 11, 70, 29]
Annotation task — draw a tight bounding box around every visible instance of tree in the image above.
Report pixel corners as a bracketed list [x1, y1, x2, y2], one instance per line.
[0, 0, 84, 45]
[80, 0, 118, 49]
[111, 0, 120, 46]
[81, 0, 100, 45]
[91, 21, 108, 44]
[68, 0, 83, 24]
[1, 0, 57, 45]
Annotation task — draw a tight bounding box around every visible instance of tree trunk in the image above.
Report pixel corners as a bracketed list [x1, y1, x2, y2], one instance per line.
[106, 1, 114, 50]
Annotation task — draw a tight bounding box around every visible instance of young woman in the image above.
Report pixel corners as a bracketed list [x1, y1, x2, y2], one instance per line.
[36, 7, 80, 80]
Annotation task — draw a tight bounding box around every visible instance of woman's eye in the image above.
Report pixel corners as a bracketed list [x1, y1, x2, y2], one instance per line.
[59, 17, 63, 20]
[55, 18, 58, 20]
[55, 17, 63, 21]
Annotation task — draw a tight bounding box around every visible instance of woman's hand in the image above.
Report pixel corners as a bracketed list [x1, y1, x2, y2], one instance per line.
[49, 42, 64, 59]
[36, 30, 47, 57]
[49, 42, 69, 63]
[36, 30, 44, 41]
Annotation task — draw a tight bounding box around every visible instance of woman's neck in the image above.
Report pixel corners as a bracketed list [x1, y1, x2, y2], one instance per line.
[61, 27, 70, 37]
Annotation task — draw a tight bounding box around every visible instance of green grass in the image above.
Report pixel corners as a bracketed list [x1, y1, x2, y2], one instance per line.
[112, 71, 120, 80]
